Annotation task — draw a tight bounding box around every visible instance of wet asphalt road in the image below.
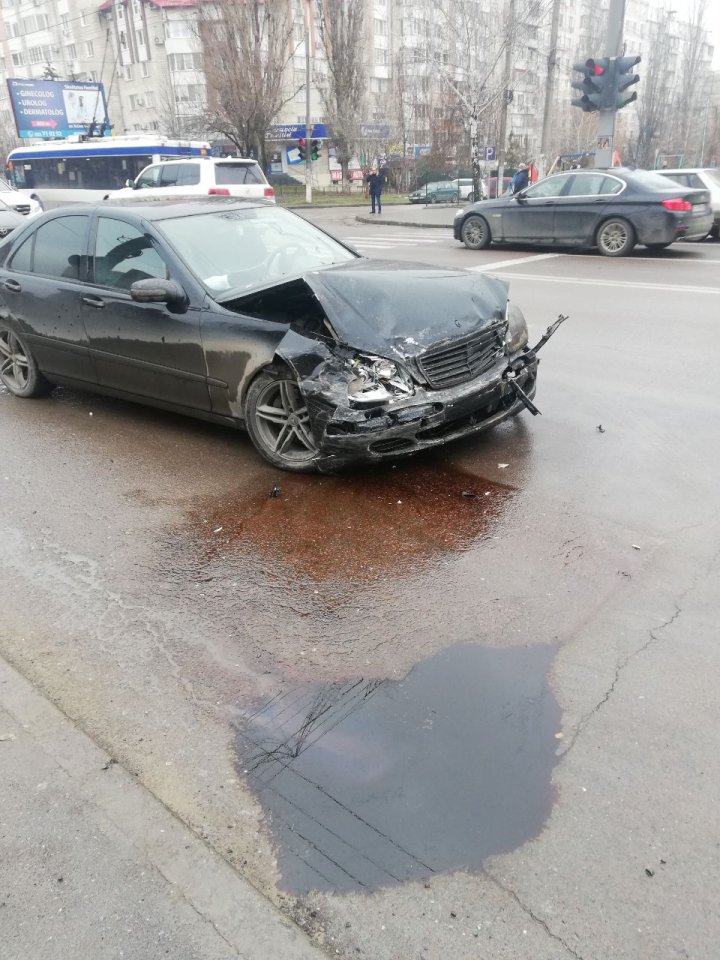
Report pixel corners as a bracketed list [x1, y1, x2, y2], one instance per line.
[1, 210, 719, 960]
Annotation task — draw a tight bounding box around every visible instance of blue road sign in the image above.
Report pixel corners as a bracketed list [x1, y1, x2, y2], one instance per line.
[484, 146, 496, 162]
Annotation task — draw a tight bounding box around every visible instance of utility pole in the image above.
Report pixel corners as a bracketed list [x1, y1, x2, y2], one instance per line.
[539, 0, 562, 179]
[594, 0, 626, 168]
[304, 1, 312, 204]
[496, 0, 516, 195]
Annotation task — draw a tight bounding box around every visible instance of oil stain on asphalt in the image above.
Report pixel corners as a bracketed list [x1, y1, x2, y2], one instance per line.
[185, 461, 514, 584]
[234, 641, 561, 894]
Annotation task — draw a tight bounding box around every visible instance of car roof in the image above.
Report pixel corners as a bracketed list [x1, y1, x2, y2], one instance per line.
[655, 168, 713, 175]
[151, 156, 260, 167]
[63, 197, 270, 220]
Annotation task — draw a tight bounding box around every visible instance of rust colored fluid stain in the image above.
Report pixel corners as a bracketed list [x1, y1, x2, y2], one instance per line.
[234, 642, 561, 894]
[185, 463, 513, 583]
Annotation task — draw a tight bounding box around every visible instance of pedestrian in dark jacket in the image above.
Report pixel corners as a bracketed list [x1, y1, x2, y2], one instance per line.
[511, 163, 529, 195]
[366, 169, 384, 214]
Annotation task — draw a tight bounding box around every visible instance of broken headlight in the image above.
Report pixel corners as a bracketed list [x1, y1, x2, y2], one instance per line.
[505, 301, 529, 353]
[347, 355, 415, 407]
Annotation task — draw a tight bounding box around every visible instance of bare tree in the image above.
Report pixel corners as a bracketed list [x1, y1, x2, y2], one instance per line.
[315, 0, 366, 188]
[199, 0, 298, 167]
[634, 13, 677, 169]
[674, 0, 709, 161]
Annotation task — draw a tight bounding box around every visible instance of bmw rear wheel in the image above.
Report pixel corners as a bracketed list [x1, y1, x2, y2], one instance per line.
[461, 215, 491, 250]
[597, 218, 635, 257]
[0, 325, 51, 398]
[245, 369, 319, 472]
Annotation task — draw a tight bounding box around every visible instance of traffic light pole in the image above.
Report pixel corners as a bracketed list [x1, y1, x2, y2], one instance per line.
[304, 11, 312, 204]
[496, 0, 516, 195]
[594, 0, 626, 168]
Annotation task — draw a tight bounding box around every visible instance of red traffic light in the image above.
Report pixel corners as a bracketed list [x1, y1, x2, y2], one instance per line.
[586, 59, 605, 75]
[298, 138, 306, 148]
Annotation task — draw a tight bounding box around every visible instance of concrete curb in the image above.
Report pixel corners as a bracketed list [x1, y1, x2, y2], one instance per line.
[0, 653, 330, 960]
[354, 215, 454, 229]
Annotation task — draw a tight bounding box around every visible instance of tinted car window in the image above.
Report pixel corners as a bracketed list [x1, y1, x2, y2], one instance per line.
[136, 165, 161, 189]
[686, 173, 705, 189]
[9, 235, 33, 272]
[566, 174, 610, 196]
[525, 175, 570, 199]
[32, 216, 88, 280]
[601, 176, 624, 195]
[159, 163, 201, 187]
[214, 163, 265, 185]
[94, 218, 168, 289]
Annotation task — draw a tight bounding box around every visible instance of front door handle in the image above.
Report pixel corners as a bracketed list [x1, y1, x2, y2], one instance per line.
[4, 279, 21, 293]
[82, 295, 105, 309]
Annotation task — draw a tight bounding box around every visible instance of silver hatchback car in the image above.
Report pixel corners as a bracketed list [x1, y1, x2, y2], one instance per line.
[655, 168, 720, 238]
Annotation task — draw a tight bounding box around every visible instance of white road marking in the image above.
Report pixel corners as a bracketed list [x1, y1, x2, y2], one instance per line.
[470, 253, 561, 271]
[344, 235, 445, 244]
[488, 272, 720, 294]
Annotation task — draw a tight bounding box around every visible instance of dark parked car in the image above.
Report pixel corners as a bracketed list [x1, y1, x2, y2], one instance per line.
[408, 181, 460, 204]
[454, 168, 714, 256]
[0, 199, 560, 472]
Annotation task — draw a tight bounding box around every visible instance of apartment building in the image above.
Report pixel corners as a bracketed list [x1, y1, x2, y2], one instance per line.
[0, 0, 714, 173]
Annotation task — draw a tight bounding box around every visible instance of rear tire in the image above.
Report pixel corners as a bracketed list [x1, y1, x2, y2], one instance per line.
[0, 325, 51, 398]
[597, 218, 635, 257]
[460, 215, 491, 250]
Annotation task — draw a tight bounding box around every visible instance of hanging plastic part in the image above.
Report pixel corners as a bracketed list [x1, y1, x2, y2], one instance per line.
[502, 314, 568, 416]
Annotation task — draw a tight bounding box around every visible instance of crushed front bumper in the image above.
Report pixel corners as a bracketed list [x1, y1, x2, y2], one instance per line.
[309, 359, 538, 468]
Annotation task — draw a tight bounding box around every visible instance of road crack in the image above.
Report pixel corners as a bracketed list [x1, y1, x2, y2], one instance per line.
[559, 543, 720, 761]
[485, 873, 586, 959]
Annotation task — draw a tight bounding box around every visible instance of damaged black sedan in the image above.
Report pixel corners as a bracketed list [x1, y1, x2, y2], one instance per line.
[0, 199, 561, 471]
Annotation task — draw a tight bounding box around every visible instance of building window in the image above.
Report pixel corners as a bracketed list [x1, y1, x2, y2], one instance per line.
[375, 48, 388, 65]
[140, 62, 149, 78]
[66, 44, 77, 59]
[85, 41, 94, 58]
[11, 51, 24, 66]
[165, 20, 194, 39]
[168, 52, 203, 71]
[374, 18, 387, 36]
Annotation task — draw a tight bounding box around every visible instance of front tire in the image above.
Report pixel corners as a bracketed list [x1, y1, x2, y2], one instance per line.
[0, 325, 51, 398]
[460, 214, 491, 250]
[597, 218, 635, 257]
[245, 369, 319, 472]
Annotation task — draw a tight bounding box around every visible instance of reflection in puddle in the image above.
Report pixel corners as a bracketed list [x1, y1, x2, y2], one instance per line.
[234, 642, 560, 894]
[185, 463, 513, 583]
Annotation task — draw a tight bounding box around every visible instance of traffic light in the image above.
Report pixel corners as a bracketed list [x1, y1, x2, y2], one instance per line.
[613, 55, 641, 109]
[311, 138, 321, 160]
[297, 137, 306, 161]
[571, 58, 611, 112]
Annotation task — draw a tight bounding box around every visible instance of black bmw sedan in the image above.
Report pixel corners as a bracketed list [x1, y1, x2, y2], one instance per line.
[454, 168, 713, 256]
[0, 199, 561, 472]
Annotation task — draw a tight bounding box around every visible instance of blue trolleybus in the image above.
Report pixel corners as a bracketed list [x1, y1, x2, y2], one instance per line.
[6, 133, 211, 206]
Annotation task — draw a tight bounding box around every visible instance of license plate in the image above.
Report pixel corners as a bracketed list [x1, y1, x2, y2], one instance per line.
[693, 203, 709, 214]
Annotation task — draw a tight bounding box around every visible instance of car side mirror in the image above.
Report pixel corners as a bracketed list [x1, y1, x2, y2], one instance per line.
[126, 178, 136, 189]
[130, 278, 186, 305]
[515, 190, 528, 202]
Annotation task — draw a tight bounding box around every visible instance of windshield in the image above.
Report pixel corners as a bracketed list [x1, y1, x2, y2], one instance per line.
[157, 205, 356, 297]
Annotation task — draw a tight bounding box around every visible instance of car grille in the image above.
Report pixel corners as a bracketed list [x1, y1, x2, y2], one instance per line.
[13, 204, 31, 216]
[417, 322, 507, 389]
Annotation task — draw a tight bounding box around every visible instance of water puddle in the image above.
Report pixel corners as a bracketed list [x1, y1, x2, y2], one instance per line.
[183, 462, 514, 584]
[234, 642, 561, 894]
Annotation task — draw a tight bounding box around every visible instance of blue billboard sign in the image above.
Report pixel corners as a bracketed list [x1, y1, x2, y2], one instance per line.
[7, 79, 110, 139]
[267, 122, 328, 141]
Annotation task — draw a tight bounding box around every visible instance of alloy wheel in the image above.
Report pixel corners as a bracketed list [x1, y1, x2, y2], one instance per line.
[598, 219, 633, 256]
[253, 378, 317, 466]
[0, 330, 29, 392]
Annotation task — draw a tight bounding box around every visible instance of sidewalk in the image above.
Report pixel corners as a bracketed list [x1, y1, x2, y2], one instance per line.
[0, 655, 328, 960]
[354, 204, 458, 229]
